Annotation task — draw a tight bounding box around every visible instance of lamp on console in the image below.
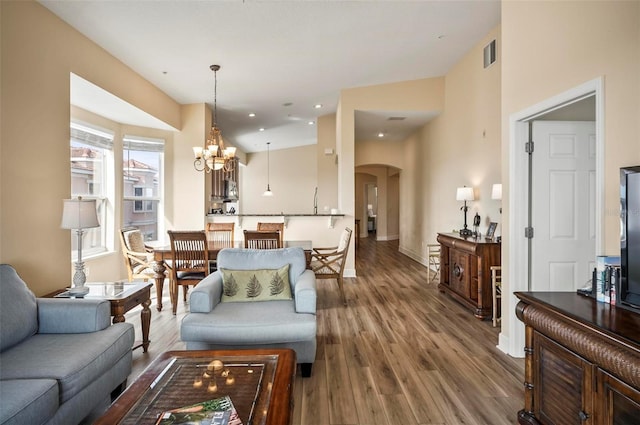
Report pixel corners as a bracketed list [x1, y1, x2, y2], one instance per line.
[492, 183, 502, 213]
[61, 196, 99, 292]
[456, 186, 475, 236]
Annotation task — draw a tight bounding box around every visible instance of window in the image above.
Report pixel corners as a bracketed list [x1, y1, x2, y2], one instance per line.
[70, 122, 114, 258]
[133, 187, 154, 212]
[123, 136, 164, 242]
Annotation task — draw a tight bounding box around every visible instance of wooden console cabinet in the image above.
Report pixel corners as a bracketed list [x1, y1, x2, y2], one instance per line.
[437, 232, 501, 319]
[515, 292, 640, 425]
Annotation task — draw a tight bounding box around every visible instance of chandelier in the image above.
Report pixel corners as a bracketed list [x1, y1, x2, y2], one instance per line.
[193, 64, 236, 173]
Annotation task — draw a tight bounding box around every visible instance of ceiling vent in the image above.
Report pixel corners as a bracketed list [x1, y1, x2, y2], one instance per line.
[387, 116, 406, 121]
[484, 40, 496, 69]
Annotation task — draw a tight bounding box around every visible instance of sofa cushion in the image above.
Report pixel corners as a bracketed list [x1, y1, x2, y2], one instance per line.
[0, 323, 134, 403]
[180, 300, 316, 345]
[220, 265, 292, 303]
[216, 247, 306, 286]
[0, 378, 58, 425]
[0, 264, 38, 352]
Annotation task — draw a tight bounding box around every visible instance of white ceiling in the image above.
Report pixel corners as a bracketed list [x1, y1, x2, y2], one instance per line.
[42, 0, 501, 153]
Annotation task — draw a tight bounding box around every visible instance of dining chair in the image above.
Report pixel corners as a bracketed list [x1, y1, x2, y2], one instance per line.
[119, 227, 159, 283]
[310, 227, 352, 306]
[257, 222, 284, 247]
[167, 230, 209, 315]
[206, 222, 235, 273]
[243, 230, 282, 249]
[491, 265, 502, 327]
[427, 243, 441, 283]
[206, 222, 235, 245]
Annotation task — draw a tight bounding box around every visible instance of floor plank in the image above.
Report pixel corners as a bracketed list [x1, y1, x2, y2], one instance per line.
[123, 235, 524, 425]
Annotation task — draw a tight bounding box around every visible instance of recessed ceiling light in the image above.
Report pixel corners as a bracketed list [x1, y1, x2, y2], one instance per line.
[259, 128, 265, 132]
[378, 132, 385, 138]
[314, 104, 322, 109]
[248, 113, 256, 117]
[308, 121, 315, 125]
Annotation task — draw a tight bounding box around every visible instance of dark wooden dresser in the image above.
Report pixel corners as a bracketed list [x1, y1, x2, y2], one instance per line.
[515, 292, 640, 425]
[437, 232, 501, 319]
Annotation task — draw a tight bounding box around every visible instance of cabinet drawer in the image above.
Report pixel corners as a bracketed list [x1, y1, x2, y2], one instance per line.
[449, 250, 471, 297]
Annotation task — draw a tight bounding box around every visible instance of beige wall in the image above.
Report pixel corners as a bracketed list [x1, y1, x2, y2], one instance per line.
[388, 171, 400, 239]
[170, 103, 209, 233]
[387, 26, 501, 265]
[240, 145, 318, 214]
[420, 25, 502, 251]
[500, 1, 640, 351]
[355, 165, 401, 241]
[355, 138, 406, 169]
[317, 113, 338, 212]
[1, 1, 180, 295]
[339, 77, 446, 271]
[355, 172, 376, 238]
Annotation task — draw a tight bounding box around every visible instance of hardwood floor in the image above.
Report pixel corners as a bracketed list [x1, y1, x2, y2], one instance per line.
[124, 236, 524, 425]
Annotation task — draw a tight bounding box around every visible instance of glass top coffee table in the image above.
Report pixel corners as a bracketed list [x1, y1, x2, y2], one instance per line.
[95, 349, 296, 425]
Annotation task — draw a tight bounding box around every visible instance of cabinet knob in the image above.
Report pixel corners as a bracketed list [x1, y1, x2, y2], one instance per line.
[453, 264, 463, 277]
[578, 411, 589, 422]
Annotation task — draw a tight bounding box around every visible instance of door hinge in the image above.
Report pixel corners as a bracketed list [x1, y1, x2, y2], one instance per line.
[525, 141, 534, 153]
[525, 227, 534, 239]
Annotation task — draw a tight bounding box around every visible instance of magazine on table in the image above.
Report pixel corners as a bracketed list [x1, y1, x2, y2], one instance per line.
[155, 395, 243, 425]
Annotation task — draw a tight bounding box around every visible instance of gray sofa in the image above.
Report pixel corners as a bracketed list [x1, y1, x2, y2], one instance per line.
[0, 264, 134, 425]
[180, 247, 317, 376]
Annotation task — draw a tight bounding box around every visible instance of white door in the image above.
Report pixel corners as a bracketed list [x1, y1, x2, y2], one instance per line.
[531, 121, 596, 291]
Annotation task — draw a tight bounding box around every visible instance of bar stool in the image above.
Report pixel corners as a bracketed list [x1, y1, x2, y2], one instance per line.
[491, 266, 502, 327]
[427, 244, 441, 282]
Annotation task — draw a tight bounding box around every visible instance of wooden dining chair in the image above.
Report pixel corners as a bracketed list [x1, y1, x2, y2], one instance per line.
[206, 222, 235, 273]
[257, 222, 284, 247]
[206, 222, 235, 245]
[310, 227, 352, 306]
[243, 230, 282, 249]
[167, 230, 209, 315]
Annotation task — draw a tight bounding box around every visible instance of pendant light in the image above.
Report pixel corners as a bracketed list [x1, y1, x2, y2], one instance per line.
[263, 142, 273, 197]
[193, 64, 236, 173]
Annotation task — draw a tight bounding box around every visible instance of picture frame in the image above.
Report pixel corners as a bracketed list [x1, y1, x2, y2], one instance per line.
[486, 222, 498, 240]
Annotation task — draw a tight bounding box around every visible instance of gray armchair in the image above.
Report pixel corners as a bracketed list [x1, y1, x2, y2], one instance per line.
[180, 247, 317, 377]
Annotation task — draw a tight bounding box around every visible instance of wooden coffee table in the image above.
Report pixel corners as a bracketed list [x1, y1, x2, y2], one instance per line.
[47, 281, 152, 352]
[95, 349, 296, 425]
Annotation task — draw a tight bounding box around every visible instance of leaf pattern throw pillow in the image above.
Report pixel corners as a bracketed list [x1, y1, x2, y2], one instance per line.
[220, 264, 292, 303]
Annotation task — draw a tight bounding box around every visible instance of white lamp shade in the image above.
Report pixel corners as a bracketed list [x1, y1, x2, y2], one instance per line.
[456, 187, 475, 201]
[61, 198, 100, 230]
[491, 183, 503, 200]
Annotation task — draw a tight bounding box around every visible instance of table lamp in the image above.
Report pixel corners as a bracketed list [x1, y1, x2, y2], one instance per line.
[456, 186, 475, 236]
[492, 183, 503, 213]
[61, 196, 100, 291]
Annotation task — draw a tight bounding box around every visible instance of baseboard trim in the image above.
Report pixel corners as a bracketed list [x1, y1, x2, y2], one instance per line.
[398, 246, 428, 268]
[497, 331, 524, 358]
[344, 268, 356, 278]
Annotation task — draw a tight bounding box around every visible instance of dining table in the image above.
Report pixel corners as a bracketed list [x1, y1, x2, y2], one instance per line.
[148, 240, 312, 313]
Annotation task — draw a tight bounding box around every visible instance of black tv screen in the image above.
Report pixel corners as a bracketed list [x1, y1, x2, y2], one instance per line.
[620, 166, 640, 309]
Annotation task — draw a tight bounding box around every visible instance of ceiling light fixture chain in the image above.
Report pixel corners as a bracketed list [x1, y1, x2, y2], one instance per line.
[211, 64, 219, 130]
[193, 64, 236, 173]
[263, 142, 273, 197]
